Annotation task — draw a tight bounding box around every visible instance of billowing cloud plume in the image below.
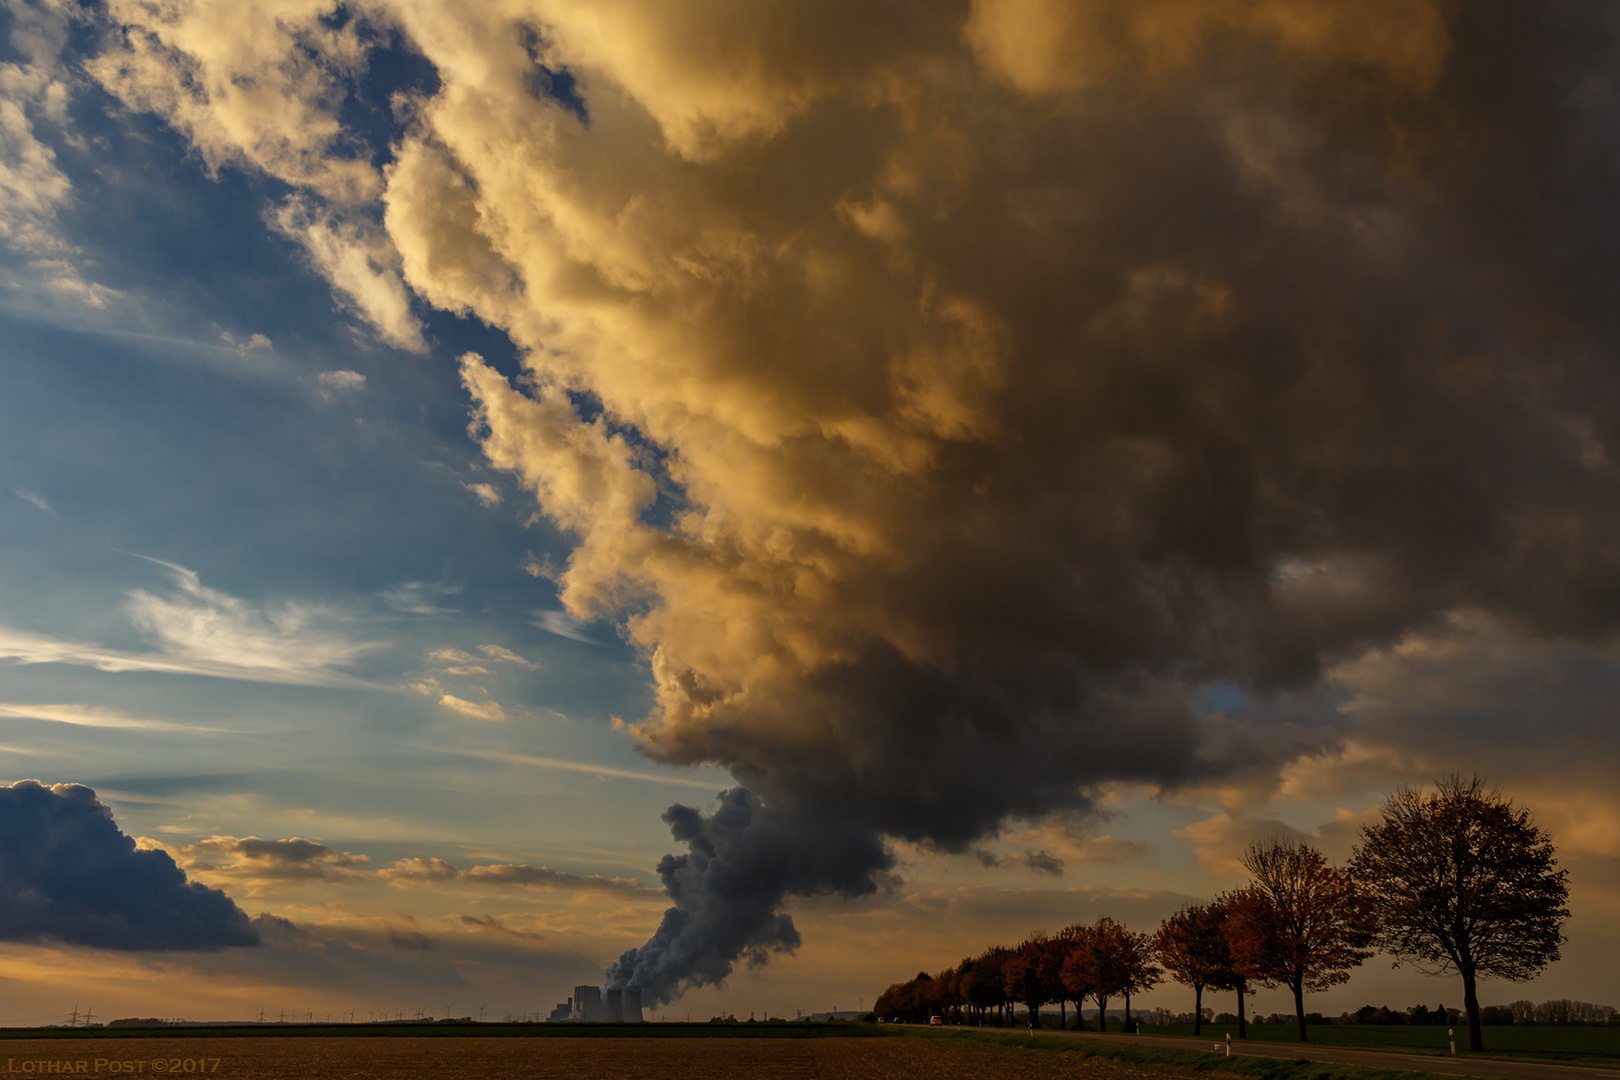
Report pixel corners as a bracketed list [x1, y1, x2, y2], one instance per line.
[605, 788, 886, 1003]
[84, 1, 1620, 1002]
[0, 781, 259, 950]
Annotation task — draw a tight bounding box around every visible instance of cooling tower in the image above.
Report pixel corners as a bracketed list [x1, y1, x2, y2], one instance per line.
[603, 987, 623, 1023]
[572, 985, 602, 1022]
[623, 987, 643, 1023]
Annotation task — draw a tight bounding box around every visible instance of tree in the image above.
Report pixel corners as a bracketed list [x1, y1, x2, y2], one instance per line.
[1039, 929, 1078, 1029]
[1350, 775, 1570, 1053]
[874, 971, 935, 1024]
[1226, 840, 1375, 1042]
[1115, 926, 1163, 1031]
[934, 964, 964, 1024]
[1155, 902, 1228, 1036]
[1004, 933, 1054, 1029]
[1056, 923, 1098, 1030]
[964, 945, 1012, 1025]
[1076, 916, 1131, 1031]
[1211, 891, 1254, 1038]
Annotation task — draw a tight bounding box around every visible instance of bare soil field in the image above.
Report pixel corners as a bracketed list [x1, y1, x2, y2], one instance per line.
[0, 1035, 1185, 1080]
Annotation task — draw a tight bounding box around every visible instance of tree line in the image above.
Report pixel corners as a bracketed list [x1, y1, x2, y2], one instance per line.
[873, 776, 1570, 1052]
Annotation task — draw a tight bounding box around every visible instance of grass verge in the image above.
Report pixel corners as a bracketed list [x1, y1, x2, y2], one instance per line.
[901, 1027, 1473, 1080]
[1131, 1025, 1620, 1070]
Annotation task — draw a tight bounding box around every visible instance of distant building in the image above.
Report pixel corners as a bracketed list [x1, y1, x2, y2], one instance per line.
[623, 987, 643, 1023]
[604, 988, 623, 1022]
[572, 985, 603, 1022]
[546, 998, 572, 1023]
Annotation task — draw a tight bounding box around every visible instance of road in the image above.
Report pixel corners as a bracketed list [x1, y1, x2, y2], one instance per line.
[977, 1028, 1618, 1080]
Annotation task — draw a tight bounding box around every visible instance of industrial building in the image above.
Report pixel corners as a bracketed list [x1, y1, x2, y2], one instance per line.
[544, 984, 642, 1022]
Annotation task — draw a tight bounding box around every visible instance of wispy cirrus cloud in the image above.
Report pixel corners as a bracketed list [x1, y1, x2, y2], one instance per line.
[0, 702, 237, 734]
[437, 693, 506, 722]
[531, 609, 603, 646]
[420, 745, 725, 792]
[12, 488, 53, 514]
[0, 559, 380, 686]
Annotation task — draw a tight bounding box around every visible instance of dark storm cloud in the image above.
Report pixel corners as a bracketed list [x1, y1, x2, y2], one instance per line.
[83, 0, 1620, 1003]
[0, 780, 258, 950]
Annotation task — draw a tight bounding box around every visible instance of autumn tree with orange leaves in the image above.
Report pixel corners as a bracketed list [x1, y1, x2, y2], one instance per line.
[1226, 840, 1375, 1042]
[1156, 901, 1232, 1036]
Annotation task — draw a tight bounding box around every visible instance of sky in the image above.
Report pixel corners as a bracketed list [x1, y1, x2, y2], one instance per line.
[2, 0, 1619, 1026]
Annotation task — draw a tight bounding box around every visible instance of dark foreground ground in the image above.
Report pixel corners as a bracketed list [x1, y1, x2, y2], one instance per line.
[0, 1035, 1178, 1080]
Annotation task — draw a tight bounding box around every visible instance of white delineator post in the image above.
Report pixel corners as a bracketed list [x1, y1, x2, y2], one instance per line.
[1449, 1028, 1456, 1055]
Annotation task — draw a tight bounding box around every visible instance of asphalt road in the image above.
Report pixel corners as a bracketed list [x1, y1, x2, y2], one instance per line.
[1001, 1028, 1618, 1080]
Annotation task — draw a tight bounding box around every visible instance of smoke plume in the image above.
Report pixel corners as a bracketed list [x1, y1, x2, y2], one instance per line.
[84, 0, 1620, 1002]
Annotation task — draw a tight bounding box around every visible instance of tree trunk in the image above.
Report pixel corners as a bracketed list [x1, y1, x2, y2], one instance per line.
[1236, 978, 1247, 1039]
[1029, 1001, 1039, 1030]
[1463, 966, 1483, 1052]
[1193, 985, 1203, 1036]
[1096, 994, 1109, 1032]
[1059, 1000, 1066, 1031]
[1124, 988, 1133, 1033]
[1292, 978, 1308, 1042]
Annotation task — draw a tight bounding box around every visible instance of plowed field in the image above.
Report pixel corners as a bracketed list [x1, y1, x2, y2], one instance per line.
[0, 1036, 1183, 1079]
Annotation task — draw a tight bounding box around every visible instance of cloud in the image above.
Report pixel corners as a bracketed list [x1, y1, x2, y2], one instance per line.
[0, 0, 118, 308]
[380, 581, 461, 615]
[317, 368, 366, 393]
[412, 643, 536, 720]
[973, 848, 1067, 876]
[423, 746, 725, 792]
[12, 488, 53, 513]
[379, 856, 653, 896]
[1303, 613, 1620, 865]
[477, 643, 535, 668]
[145, 834, 369, 896]
[1173, 811, 1313, 879]
[463, 482, 501, 507]
[270, 197, 425, 351]
[978, 827, 1150, 872]
[87, 0, 423, 348]
[531, 610, 602, 646]
[0, 560, 378, 686]
[0, 702, 233, 734]
[0, 780, 259, 950]
[436, 693, 506, 722]
[91, 1, 1620, 1003]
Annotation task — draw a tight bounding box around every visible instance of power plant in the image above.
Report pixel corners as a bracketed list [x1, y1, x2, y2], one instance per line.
[545, 985, 643, 1022]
